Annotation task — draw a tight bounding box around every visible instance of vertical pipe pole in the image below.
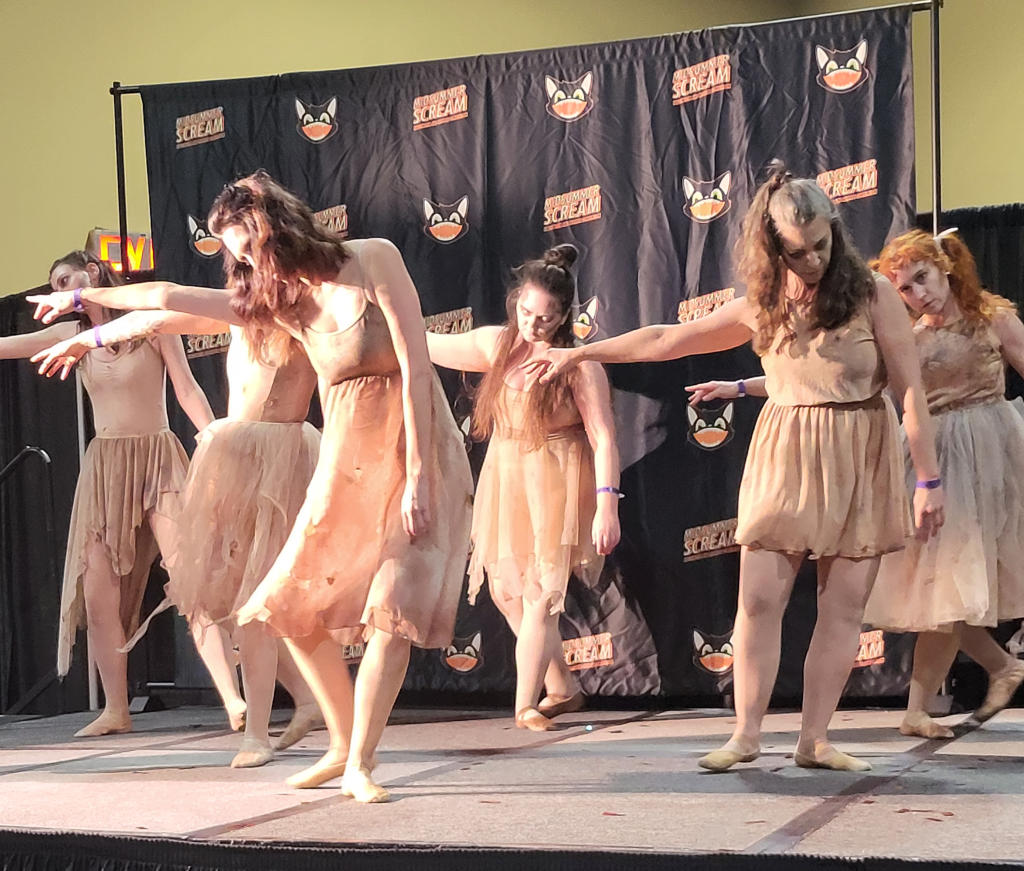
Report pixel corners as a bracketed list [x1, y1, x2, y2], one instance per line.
[930, 0, 942, 235]
[111, 82, 131, 279]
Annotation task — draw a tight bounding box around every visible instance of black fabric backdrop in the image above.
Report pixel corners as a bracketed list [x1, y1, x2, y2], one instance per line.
[138, 8, 916, 700]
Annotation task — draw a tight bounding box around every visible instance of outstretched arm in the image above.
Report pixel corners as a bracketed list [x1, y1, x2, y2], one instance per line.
[872, 275, 943, 539]
[686, 376, 768, 406]
[528, 297, 757, 383]
[0, 322, 77, 361]
[28, 282, 242, 326]
[155, 334, 216, 432]
[426, 326, 503, 373]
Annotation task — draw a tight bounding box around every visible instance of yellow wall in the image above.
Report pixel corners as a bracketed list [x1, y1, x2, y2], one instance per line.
[2, 0, 1020, 294]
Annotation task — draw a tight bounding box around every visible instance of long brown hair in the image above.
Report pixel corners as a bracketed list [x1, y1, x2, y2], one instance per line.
[207, 170, 350, 362]
[472, 244, 580, 451]
[49, 251, 141, 351]
[871, 229, 1014, 327]
[738, 160, 876, 354]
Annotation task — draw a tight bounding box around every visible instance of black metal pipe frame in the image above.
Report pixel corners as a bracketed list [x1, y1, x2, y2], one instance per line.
[108, 0, 943, 264]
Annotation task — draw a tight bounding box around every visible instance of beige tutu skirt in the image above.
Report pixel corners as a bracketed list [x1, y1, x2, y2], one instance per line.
[57, 431, 188, 676]
[469, 426, 602, 614]
[736, 395, 911, 559]
[865, 398, 1024, 631]
[165, 419, 320, 624]
[237, 373, 473, 648]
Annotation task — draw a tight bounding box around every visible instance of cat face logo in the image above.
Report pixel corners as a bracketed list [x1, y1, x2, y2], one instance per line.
[682, 172, 732, 223]
[815, 41, 869, 93]
[544, 73, 594, 122]
[423, 196, 469, 244]
[694, 629, 734, 675]
[573, 297, 599, 341]
[295, 97, 338, 142]
[443, 632, 482, 673]
[188, 216, 222, 258]
[687, 402, 734, 450]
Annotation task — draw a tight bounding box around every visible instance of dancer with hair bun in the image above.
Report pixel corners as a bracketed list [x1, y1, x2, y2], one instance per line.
[426, 244, 621, 731]
[526, 164, 944, 771]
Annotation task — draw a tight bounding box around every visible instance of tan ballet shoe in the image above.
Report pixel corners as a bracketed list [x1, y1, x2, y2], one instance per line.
[515, 707, 554, 732]
[231, 737, 274, 769]
[975, 660, 1024, 723]
[900, 712, 954, 740]
[794, 747, 871, 772]
[227, 700, 247, 733]
[74, 711, 132, 738]
[287, 757, 347, 789]
[341, 765, 390, 803]
[698, 747, 760, 772]
[537, 691, 585, 718]
[275, 705, 322, 751]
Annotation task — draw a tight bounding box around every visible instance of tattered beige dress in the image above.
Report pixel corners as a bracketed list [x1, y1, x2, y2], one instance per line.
[57, 338, 188, 677]
[236, 301, 473, 648]
[736, 301, 911, 558]
[865, 319, 1024, 630]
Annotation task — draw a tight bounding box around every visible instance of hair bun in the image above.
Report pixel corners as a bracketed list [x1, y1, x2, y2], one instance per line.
[543, 243, 578, 270]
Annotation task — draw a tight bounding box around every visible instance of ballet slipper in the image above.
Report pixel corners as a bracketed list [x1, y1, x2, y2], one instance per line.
[74, 710, 132, 738]
[900, 712, 954, 740]
[515, 707, 554, 732]
[231, 737, 274, 769]
[227, 699, 247, 733]
[275, 705, 322, 751]
[341, 765, 390, 803]
[286, 749, 349, 789]
[794, 746, 871, 772]
[974, 660, 1024, 723]
[537, 691, 585, 718]
[698, 745, 760, 772]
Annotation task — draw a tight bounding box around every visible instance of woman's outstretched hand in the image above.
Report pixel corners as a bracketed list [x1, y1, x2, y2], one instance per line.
[685, 380, 741, 407]
[27, 291, 77, 324]
[519, 347, 581, 384]
[30, 334, 95, 380]
[913, 485, 945, 542]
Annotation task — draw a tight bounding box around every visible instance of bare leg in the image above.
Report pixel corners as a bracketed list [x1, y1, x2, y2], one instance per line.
[962, 625, 1024, 721]
[512, 594, 564, 731]
[283, 627, 355, 789]
[275, 639, 323, 750]
[902, 628, 961, 739]
[191, 617, 246, 731]
[699, 547, 802, 771]
[341, 629, 411, 802]
[231, 622, 278, 768]
[76, 539, 133, 737]
[794, 555, 880, 771]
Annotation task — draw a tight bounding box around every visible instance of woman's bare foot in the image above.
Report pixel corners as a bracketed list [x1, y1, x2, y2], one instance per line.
[231, 736, 274, 768]
[515, 707, 553, 732]
[276, 704, 322, 751]
[794, 740, 871, 772]
[698, 737, 760, 771]
[74, 710, 132, 738]
[341, 764, 390, 803]
[900, 711, 954, 740]
[226, 699, 247, 733]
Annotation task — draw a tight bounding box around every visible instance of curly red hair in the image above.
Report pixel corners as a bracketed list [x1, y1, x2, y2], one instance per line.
[871, 230, 1014, 326]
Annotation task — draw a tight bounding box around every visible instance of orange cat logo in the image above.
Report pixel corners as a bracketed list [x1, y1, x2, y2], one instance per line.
[573, 297, 599, 341]
[443, 632, 482, 673]
[423, 196, 469, 244]
[544, 73, 595, 122]
[693, 629, 734, 675]
[683, 172, 732, 223]
[295, 97, 338, 143]
[687, 402, 734, 450]
[815, 41, 869, 94]
[188, 216, 222, 258]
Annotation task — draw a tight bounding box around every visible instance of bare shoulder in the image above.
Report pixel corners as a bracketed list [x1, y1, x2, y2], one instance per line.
[991, 306, 1024, 338]
[722, 294, 759, 329]
[353, 237, 402, 269]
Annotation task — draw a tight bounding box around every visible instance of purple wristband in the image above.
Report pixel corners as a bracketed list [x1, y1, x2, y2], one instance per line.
[915, 478, 942, 490]
[92, 325, 104, 348]
[72, 288, 85, 312]
[597, 486, 624, 499]
[737, 379, 746, 397]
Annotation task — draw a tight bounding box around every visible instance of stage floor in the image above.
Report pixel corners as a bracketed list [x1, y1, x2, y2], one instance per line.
[2, 704, 1024, 862]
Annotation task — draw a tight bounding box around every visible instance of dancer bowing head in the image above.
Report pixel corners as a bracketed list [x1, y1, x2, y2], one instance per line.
[525, 162, 944, 772]
[30, 172, 474, 800]
[4, 251, 245, 737]
[426, 244, 620, 731]
[32, 306, 324, 768]
[862, 229, 1024, 737]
